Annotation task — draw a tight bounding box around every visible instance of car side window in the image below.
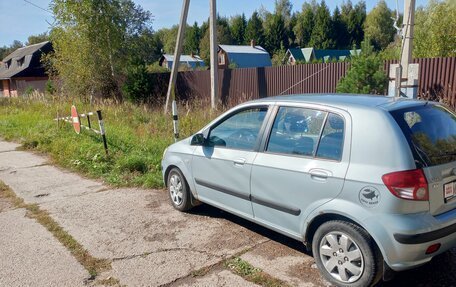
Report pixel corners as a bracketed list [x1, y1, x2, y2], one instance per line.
[208, 107, 268, 151]
[267, 107, 327, 156]
[316, 113, 345, 161]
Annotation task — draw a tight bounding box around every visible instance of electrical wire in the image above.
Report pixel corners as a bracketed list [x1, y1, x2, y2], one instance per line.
[279, 64, 331, 95]
[23, 0, 53, 14]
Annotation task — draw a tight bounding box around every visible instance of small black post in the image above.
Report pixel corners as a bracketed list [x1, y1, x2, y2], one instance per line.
[87, 114, 92, 129]
[96, 110, 108, 155]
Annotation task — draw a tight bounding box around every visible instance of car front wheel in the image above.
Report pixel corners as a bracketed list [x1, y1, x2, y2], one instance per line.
[312, 220, 382, 287]
[167, 168, 193, 212]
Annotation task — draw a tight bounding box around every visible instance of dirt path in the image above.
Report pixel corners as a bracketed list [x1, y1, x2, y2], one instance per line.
[0, 139, 455, 287]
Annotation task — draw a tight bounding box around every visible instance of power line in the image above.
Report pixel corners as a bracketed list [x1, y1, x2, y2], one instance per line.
[23, 0, 53, 14]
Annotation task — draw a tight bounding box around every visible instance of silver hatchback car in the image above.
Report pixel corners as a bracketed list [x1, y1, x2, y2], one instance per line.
[162, 94, 456, 287]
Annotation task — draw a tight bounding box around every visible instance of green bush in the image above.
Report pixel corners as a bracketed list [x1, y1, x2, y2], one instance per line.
[336, 40, 388, 95]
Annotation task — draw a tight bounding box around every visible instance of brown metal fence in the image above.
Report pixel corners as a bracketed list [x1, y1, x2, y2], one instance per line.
[149, 57, 455, 108]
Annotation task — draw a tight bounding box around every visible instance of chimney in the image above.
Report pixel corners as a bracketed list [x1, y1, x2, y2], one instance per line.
[250, 39, 256, 47]
[190, 51, 194, 58]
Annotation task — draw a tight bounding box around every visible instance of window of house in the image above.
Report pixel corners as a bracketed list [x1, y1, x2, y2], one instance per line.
[218, 54, 225, 65]
[17, 57, 25, 67]
[5, 60, 11, 69]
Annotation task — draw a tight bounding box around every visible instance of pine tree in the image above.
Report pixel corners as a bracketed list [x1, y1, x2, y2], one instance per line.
[341, 0, 366, 48]
[336, 40, 388, 95]
[293, 3, 315, 47]
[230, 14, 247, 45]
[309, 1, 334, 49]
[332, 7, 348, 49]
[184, 22, 201, 54]
[264, 14, 288, 53]
[245, 11, 265, 46]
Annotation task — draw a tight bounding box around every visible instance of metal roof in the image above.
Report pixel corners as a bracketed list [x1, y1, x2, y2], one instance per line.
[0, 41, 52, 79]
[162, 54, 204, 63]
[219, 45, 272, 68]
[287, 48, 304, 61]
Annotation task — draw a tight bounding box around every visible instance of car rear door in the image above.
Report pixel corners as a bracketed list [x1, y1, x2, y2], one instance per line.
[191, 105, 270, 218]
[250, 104, 351, 237]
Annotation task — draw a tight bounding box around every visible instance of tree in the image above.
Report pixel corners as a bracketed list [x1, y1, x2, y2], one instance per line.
[364, 0, 395, 51]
[156, 26, 178, 54]
[264, 14, 288, 54]
[199, 16, 232, 63]
[414, 0, 456, 58]
[336, 40, 388, 95]
[332, 7, 348, 49]
[341, 0, 366, 48]
[50, 0, 153, 100]
[26, 32, 49, 45]
[0, 40, 23, 60]
[274, 0, 294, 48]
[309, 1, 334, 49]
[293, 3, 315, 47]
[245, 11, 265, 46]
[271, 44, 287, 66]
[230, 14, 247, 45]
[184, 22, 201, 54]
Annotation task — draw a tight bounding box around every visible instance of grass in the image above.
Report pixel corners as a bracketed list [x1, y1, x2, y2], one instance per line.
[225, 257, 289, 287]
[0, 181, 110, 277]
[0, 96, 221, 188]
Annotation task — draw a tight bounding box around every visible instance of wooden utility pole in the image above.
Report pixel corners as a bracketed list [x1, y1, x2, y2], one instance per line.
[395, 0, 417, 98]
[209, 0, 218, 109]
[401, 0, 415, 80]
[164, 0, 190, 114]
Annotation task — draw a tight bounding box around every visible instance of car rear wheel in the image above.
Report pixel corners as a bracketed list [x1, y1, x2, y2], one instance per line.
[312, 220, 382, 287]
[167, 168, 193, 212]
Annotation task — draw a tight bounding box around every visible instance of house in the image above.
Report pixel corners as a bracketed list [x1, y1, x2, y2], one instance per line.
[159, 54, 205, 70]
[285, 47, 361, 64]
[0, 41, 53, 97]
[218, 41, 272, 69]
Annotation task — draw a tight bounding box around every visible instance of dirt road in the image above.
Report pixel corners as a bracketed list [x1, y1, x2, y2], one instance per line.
[0, 140, 454, 287]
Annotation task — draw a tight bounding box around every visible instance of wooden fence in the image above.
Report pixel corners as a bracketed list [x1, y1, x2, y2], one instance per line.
[149, 57, 456, 108]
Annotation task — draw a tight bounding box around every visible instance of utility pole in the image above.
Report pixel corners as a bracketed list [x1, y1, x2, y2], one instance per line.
[401, 0, 415, 80]
[391, 0, 418, 99]
[209, 0, 218, 109]
[164, 0, 190, 114]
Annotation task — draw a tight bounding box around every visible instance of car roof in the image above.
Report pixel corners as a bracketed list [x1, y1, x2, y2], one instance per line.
[248, 93, 428, 111]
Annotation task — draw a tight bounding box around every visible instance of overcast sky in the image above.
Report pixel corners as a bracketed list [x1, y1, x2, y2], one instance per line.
[0, 0, 428, 47]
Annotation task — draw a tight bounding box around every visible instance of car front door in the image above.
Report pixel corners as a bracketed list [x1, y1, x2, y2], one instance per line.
[250, 105, 351, 238]
[192, 105, 269, 218]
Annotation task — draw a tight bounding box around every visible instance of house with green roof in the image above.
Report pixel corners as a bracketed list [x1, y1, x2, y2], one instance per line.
[285, 47, 361, 64]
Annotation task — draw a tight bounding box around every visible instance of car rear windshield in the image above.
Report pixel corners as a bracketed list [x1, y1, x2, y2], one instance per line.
[391, 104, 456, 167]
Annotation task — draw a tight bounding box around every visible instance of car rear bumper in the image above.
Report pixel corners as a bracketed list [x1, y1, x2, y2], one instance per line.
[364, 208, 456, 271]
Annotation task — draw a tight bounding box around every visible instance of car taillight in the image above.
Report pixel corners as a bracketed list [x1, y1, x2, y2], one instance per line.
[382, 169, 429, 201]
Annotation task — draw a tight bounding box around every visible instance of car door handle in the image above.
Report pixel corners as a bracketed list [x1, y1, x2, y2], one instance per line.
[233, 158, 246, 166]
[309, 169, 332, 181]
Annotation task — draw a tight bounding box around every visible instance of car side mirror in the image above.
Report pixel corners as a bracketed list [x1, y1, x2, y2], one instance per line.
[191, 133, 206, 146]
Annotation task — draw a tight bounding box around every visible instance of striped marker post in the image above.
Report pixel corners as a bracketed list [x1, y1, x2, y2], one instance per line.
[172, 100, 179, 142]
[96, 110, 108, 155]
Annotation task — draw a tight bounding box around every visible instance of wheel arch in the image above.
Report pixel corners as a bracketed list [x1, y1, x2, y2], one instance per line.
[304, 212, 384, 263]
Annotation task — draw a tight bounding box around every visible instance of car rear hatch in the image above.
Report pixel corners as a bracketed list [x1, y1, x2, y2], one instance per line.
[390, 103, 456, 215]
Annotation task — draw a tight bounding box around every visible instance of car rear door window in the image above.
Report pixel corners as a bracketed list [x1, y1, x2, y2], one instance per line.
[391, 104, 456, 166]
[208, 107, 268, 150]
[266, 107, 327, 156]
[316, 113, 345, 161]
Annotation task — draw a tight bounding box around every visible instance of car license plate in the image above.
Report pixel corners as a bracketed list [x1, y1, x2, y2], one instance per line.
[444, 182, 455, 201]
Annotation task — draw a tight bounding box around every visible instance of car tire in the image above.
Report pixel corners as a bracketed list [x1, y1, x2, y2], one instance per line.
[312, 220, 382, 287]
[167, 168, 194, 212]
